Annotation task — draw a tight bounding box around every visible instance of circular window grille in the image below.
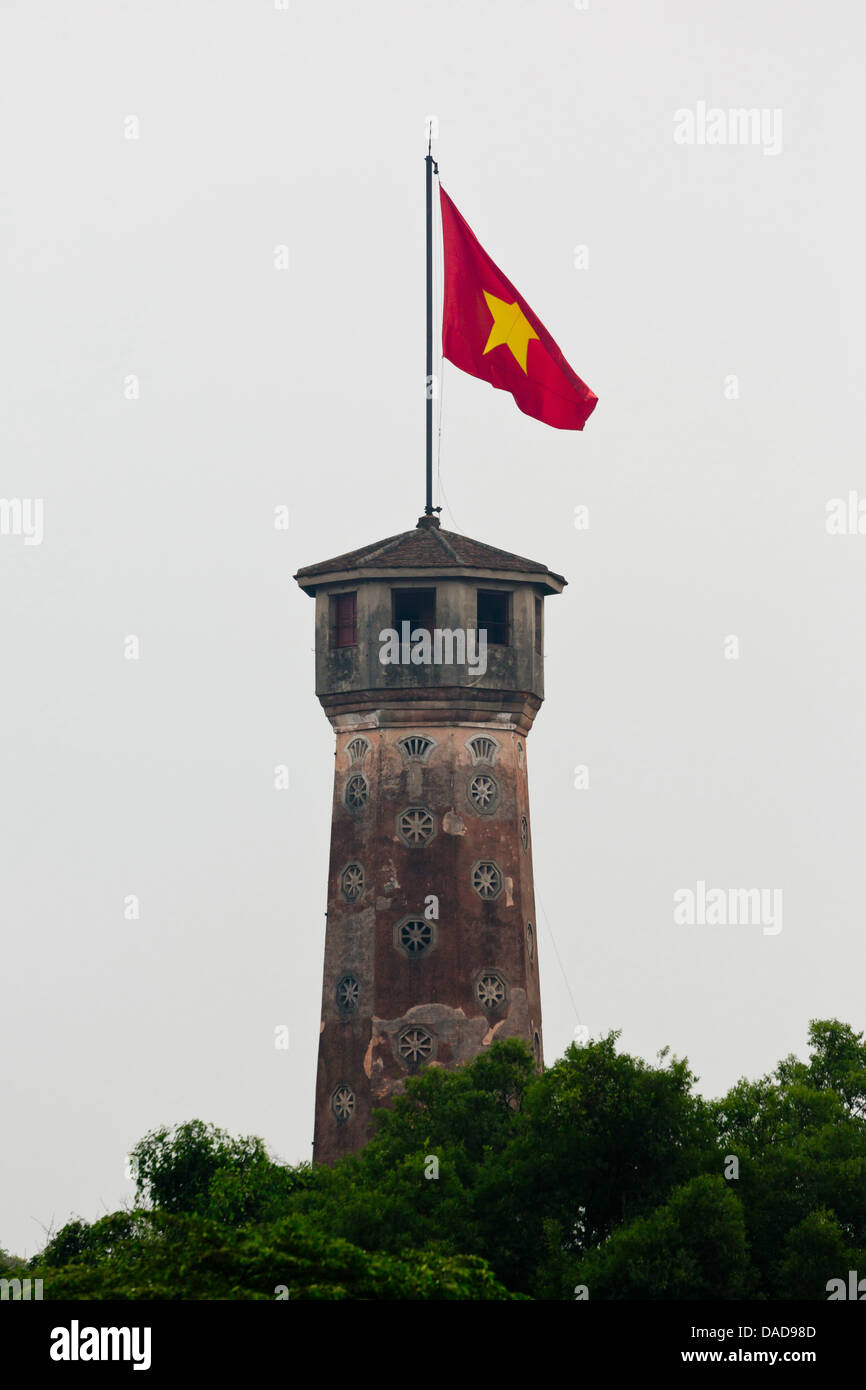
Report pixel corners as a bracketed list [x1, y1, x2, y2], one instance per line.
[331, 1085, 355, 1122]
[398, 1027, 434, 1063]
[517, 741, 525, 769]
[520, 816, 529, 852]
[340, 862, 364, 902]
[397, 807, 435, 846]
[345, 774, 368, 811]
[471, 861, 502, 900]
[526, 921, 535, 966]
[475, 972, 507, 1010]
[468, 773, 498, 813]
[398, 919, 433, 956]
[335, 975, 360, 1013]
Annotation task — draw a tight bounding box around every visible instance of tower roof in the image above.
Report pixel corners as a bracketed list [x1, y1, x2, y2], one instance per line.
[294, 516, 566, 596]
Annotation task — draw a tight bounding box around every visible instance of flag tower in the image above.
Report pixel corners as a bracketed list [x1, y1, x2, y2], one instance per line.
[293, 149, 594, 1162]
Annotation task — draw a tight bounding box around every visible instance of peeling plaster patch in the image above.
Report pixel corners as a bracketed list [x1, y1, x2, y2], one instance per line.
[320, 1020, 325, 1034]
[376, 898, 391, 911]
[442, 809, 466, 836]
[363, 1034, 374, 1078]
[337, 714, 365, 731]
[404, 1002, 466, 1025]
[503, 876, 514, 907]
[482, 1019, 506, 1047]
[332, 713, 382, 734]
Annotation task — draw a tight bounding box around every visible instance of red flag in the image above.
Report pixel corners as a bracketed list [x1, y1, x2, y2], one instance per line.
[440, 186, 597, 430]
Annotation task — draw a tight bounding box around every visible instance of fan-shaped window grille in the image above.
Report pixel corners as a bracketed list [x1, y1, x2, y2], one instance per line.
[398, 734, 436, 763]
[346, 736, 370, 766]
[467, 735, 499, 765]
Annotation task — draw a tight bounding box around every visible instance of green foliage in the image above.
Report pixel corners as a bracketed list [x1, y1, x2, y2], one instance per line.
[129, 1119, 308, 1225]
[572, 1175, 751, 1300]
[776, 1209, 861, 1300]
[0, 1245, 27, 1276]
[24, 1019, 866, 1299]
[711, 1020, 866, 1298]
[35, 1210, 518, 1301]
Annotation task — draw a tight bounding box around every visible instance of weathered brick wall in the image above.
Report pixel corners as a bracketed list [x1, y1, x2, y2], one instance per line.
[313, 722, 543, 1164]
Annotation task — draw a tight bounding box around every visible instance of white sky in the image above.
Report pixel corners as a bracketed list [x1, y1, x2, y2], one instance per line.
[2, 0, 864, 1257]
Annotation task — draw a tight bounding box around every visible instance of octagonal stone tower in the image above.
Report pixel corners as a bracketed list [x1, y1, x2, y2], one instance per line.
[294, 515, 565, 1163]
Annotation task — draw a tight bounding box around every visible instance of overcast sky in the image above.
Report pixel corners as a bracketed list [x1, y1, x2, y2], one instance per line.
[2, 0, 865, 1258]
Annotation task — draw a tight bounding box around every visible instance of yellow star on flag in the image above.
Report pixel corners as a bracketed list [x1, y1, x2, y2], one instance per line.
[482, 290, 539, 373]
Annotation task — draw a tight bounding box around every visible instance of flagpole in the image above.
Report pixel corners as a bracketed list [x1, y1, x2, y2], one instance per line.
[424, 138, 434, 516]
[424, 135, 441, 519]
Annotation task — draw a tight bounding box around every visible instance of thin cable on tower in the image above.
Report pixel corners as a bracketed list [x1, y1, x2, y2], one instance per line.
[536, 891, 586, 1039]
[437, 472, 465, 535]
[430, 162, 463, 535]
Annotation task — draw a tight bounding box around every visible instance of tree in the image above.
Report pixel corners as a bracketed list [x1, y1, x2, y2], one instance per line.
[129, 1119, 307, 1226]
[37, 1210, 519, 1301]
[26, 1020, 866, 1299]
[712, 1019, 866, 1298]
[572, 1175, 752, 1300]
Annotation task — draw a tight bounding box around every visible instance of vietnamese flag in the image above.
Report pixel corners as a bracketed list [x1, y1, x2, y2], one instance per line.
[440, 186, 598, 430]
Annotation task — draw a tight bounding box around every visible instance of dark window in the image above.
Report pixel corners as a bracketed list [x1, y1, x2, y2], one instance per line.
[331, 592, 357, 648]
[392, 588, 435, 634]
[535, 596, 543, 655]
[477, 590, 511, 646]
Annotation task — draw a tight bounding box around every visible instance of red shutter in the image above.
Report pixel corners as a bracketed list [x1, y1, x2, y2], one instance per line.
[334, 593, 356, 647]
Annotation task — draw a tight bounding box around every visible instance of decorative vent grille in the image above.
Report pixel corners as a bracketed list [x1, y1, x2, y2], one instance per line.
[526, 921, 535, 966]
[398, 1027, 434, 1063]
[331, 1085, 355, 1122]
[520, 816, 529, 852]
[340, 863, 364, 902]
[471, 861, 502, 901]
[397, 807, 436, 847]
[475, 972, 507, 1010]
[396, 919, 434, 956]
[336, 975, 360, 1013]
[468, 773, 498, 813]
[346, 736, 370, 766]
[398, 734, 436, 762]
[467, 735, 499, 765]
[345, 774, 368, 811]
